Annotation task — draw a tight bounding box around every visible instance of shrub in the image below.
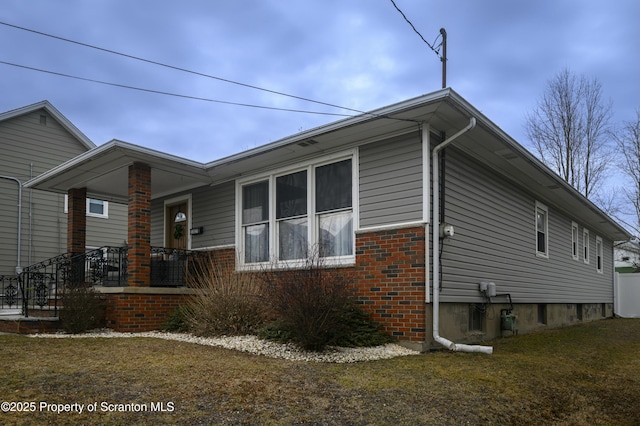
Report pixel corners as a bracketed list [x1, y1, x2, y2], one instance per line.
[59, 284, 103, 334]
[162, 305, 192, 332]
[334, 306, 394, 347]
[184, 252, 271, 336]
[261, 253, 357, 351]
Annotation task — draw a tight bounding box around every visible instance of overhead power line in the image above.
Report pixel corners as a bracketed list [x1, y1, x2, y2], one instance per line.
[0, 20, 370, 116]
[0, 60, 352, 117]
[389, 0, 444, 57]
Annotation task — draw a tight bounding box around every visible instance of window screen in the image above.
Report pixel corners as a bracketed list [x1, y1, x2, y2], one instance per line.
[315, 159, 352, 212]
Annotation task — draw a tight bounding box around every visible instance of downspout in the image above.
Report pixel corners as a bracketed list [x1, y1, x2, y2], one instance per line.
[431, 117, 493, 354]
[0, 175, 23, 274]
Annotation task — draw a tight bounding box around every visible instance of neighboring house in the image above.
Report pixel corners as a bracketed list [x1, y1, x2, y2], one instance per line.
[0, 101, 127, 308]
[615, 240, 640, 272]
[23, 89, 630, 351]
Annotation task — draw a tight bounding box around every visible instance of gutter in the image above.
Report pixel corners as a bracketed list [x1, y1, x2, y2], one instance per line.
[431, 117, 493, 354]
[0, 175, 23, 274]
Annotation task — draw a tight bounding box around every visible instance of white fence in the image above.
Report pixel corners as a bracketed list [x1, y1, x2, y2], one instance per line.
[615, 273, 640, 318]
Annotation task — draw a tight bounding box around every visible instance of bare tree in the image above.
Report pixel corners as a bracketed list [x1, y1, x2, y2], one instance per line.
[612, 109, 640, 235]
[525, 68, 613, 199]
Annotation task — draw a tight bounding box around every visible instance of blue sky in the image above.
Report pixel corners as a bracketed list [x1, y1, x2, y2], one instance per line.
[1, 0, 638, 165]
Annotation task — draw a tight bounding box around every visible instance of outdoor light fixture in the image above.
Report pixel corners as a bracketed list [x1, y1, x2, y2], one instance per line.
[174, 210, 187, 223]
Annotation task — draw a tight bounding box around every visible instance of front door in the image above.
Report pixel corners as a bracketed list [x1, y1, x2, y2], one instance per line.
[166, 202, 188, 250]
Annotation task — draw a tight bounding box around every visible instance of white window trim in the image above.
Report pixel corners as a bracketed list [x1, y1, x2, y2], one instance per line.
[535, 201, 549, 258]
[236, 149, 358, 270]
[596, 236, 603, 274]
[571, 222, 579, 261]
[64, 195, 109, 219]
[87, 198, 109, 219]
[583, 229, 590, 264]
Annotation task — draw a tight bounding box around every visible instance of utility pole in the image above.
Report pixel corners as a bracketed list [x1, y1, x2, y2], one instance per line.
[440, 28, 447, 89]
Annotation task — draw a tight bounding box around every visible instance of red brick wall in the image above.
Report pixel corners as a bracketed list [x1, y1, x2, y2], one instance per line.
[67, 187, 86, 255]
[354, 226, 427, 341]
[0, 319, 60, 334]
[103, 292, 190, 332]
[127, 162, 151, 287]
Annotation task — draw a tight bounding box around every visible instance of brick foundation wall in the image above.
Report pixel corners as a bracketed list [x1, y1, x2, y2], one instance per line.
[354, 226, 427, 342]
[102, 248, 237, 332]
[0, 318, 60, 334]
[103, 291, 191, 332]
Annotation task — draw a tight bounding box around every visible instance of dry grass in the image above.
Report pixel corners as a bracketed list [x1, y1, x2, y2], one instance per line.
[1, 318, 639, 425]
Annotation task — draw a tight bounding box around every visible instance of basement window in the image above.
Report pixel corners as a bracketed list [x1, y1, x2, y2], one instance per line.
[537, 304, 547, 325]
[469, 304, 484, 332]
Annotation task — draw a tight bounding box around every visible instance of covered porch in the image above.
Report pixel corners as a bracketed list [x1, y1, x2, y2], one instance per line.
[21, 141, 217, 331]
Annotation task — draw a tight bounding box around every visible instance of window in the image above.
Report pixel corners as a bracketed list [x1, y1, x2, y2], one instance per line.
[316, 159, 353, 258]
[535, 202, 548, 257]
[571, 222, 579, 261]
[63, 195, 109, 219]
[583, 229, 590, 264]
[87, 199, 108, 218]
[577, 304, 583, 321]
[469, 304, 484, 332]
[277, 170, 308, 261]
[242, 181, 269, 263]
[238, 154, 354, 266]
[596, 236, 603, 273]
[537, 304, 547, 325]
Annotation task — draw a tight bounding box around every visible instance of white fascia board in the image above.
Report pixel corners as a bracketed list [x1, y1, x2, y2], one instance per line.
[203, 88, 452, 170]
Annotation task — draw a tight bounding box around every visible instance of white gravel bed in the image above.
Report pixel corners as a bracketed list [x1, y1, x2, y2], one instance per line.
[29, 330, 419, 363]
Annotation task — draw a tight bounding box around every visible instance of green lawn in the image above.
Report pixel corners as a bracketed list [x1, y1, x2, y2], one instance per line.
[1, 318, 639, 425]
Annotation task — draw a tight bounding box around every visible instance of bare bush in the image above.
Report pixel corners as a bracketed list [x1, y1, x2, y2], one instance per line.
[60, 284, 104, 334]
[260, 253, 355, 351]
[184, 252, 271, 336]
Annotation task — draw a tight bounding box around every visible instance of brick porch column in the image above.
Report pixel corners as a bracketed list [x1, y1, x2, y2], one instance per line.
[67, 187, 87, 286]
[127, 162, 151, 287]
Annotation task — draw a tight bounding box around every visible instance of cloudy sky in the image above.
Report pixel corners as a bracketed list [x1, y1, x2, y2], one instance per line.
[1, 0, 638, 164]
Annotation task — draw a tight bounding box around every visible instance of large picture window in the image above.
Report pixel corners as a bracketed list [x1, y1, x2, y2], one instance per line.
[238, 155, 354, 266]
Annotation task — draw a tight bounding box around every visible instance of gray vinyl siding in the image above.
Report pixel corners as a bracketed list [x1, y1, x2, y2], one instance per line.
[86, 202, 128, 248]
[359, 132, 423, 228]
[440, 148, 613, 304]
[0, 109, 126, 275]
[150, 181, 235, 249]
[150, 199, 164, 247]
[0, 110, 86, 275]
[191, 181, 235, 248]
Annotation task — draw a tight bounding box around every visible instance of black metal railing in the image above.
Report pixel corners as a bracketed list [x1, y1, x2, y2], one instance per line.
[21, 252, 71, 317]
[9, 246, 195, 317]
[84, 246, 129, 287]
[0, 275, 22, 313]
[150, 247, 194, 287]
